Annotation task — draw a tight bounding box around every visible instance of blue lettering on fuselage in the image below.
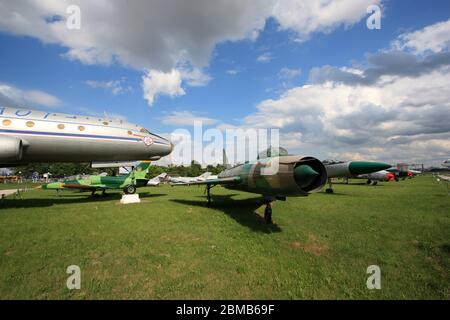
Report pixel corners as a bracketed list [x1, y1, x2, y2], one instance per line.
[15, 110, 32, 117]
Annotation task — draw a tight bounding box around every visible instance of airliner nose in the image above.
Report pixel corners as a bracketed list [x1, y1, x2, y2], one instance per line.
[158, 139, 173, 157]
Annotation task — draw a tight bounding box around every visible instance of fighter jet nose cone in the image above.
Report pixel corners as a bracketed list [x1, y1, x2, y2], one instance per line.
[348, 161, 391, 175]
[294, 165, 319, 189]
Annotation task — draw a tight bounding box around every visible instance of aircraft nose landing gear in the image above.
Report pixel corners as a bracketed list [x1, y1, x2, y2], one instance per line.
[325, 178, 334, 193]
[264, 203, 273, 224]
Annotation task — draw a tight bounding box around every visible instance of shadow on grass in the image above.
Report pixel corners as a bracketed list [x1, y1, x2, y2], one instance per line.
[0, 192, 167, 209]
[320, 192, 348, 196]
[171, 194, 282, 234]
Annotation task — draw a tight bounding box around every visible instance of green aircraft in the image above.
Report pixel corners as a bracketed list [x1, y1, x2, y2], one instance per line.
[40, 161, 152, 196]
[322, 159, 392, 193]
[172, 147, 327, 224]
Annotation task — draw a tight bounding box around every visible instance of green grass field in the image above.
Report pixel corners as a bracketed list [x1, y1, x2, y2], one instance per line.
[0, 175, 449, 299]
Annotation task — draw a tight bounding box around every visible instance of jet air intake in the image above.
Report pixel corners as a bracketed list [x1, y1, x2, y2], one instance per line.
[290, 157, 327, 194]
[294, 165, 319, 188]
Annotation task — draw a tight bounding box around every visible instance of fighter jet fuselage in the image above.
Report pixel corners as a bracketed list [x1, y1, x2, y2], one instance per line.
[217, 155, 327, 198]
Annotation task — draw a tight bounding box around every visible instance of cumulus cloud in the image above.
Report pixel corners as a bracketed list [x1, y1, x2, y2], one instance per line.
[244, 72, 450, 163]
[256, 52, 273, 63]
[85, 78, 131, 95]
[0, 0, 382, 106]
[393, 18, 450, 54]
[0, 83, 61, 108]
[0, 0, 378, 70]
[179, 65, 212, 87]
[278, 67, 302, 79]
[272, 0, 382, 41]
[161, 111, 218, 126]
[309, 51, 450, 86]
[240, 21, 450, 165]
[142, 69, 185, 106]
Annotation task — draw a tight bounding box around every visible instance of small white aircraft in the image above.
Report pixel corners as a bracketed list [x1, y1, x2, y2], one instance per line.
[169, 172, 212, 185]
[147, 173, 168, 186]
[356, 170, 396, 185]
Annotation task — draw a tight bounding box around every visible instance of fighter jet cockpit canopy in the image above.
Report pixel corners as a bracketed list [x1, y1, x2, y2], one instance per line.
[322, 159, 346, 165]
[257, 147, 289, 159]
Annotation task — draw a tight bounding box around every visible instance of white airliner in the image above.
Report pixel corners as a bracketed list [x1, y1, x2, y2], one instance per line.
[0, 107, 172, 166]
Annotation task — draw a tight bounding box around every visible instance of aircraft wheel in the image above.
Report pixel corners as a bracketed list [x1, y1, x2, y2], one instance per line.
[366, 179, 372, 185]
[325, 188, 334, 194]
[264, 206, 273, 224]
[124, 185, 136, 194]
[372, 181, 378, 186]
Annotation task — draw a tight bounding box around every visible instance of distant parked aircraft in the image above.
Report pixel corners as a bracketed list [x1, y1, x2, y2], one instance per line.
[41, 162, 152, 196]
[322, 159, 391, 193]
[356, 170, 396, 185]
[147, 173, 168, 186]
[169, 172, 212, 185]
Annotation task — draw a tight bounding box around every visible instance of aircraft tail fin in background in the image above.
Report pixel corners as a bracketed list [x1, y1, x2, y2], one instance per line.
[129, 161, 152, 180]
[199, 172, 212, 179]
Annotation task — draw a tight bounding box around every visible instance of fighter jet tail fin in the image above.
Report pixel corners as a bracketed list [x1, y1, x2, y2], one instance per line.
[130, 161, 152, 180]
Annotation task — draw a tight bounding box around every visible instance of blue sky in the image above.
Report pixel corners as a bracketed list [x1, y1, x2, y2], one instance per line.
[0, 0, 449, 165]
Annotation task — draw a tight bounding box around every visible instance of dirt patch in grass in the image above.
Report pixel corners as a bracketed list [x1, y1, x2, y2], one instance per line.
[291, 234, 329, 256]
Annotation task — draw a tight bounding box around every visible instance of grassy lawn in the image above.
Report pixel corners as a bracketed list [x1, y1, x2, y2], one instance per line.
[0, 175, 449, 299]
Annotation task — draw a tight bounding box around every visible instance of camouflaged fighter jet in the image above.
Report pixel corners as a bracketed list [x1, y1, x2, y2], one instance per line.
[322, 159, 391, 193]
[171, 147, 327, 224]
[40, 161, 152, 196]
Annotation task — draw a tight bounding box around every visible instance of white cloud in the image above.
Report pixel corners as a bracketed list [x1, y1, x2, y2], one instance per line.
[394, 18, 450, 54]
[0, 0, 383, 106]
[256, 52, 273, 63]
[226, 69, 241, 75]
[142, 69, 185, 106]
[85, 79, 131, 95]
[179, 66, 212, 87]
[0, 1, 379, 71]
[161, 111, 217, 126]
[243, 70, 450, 164]
[141, 64, 212, 106]
[0, 0, 272, 71]
[238, 21, 450, 165]
[272, 0, 382, 41]
[278, 67, 302, 79]
[0, 83, 61, 108]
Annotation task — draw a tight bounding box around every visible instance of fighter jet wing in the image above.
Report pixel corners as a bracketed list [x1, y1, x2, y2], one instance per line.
[170, 176, 241, 186]
[61, 183, 113, 190]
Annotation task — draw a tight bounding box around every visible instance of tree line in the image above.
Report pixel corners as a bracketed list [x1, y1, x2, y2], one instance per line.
[10, 161, 226, 179]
